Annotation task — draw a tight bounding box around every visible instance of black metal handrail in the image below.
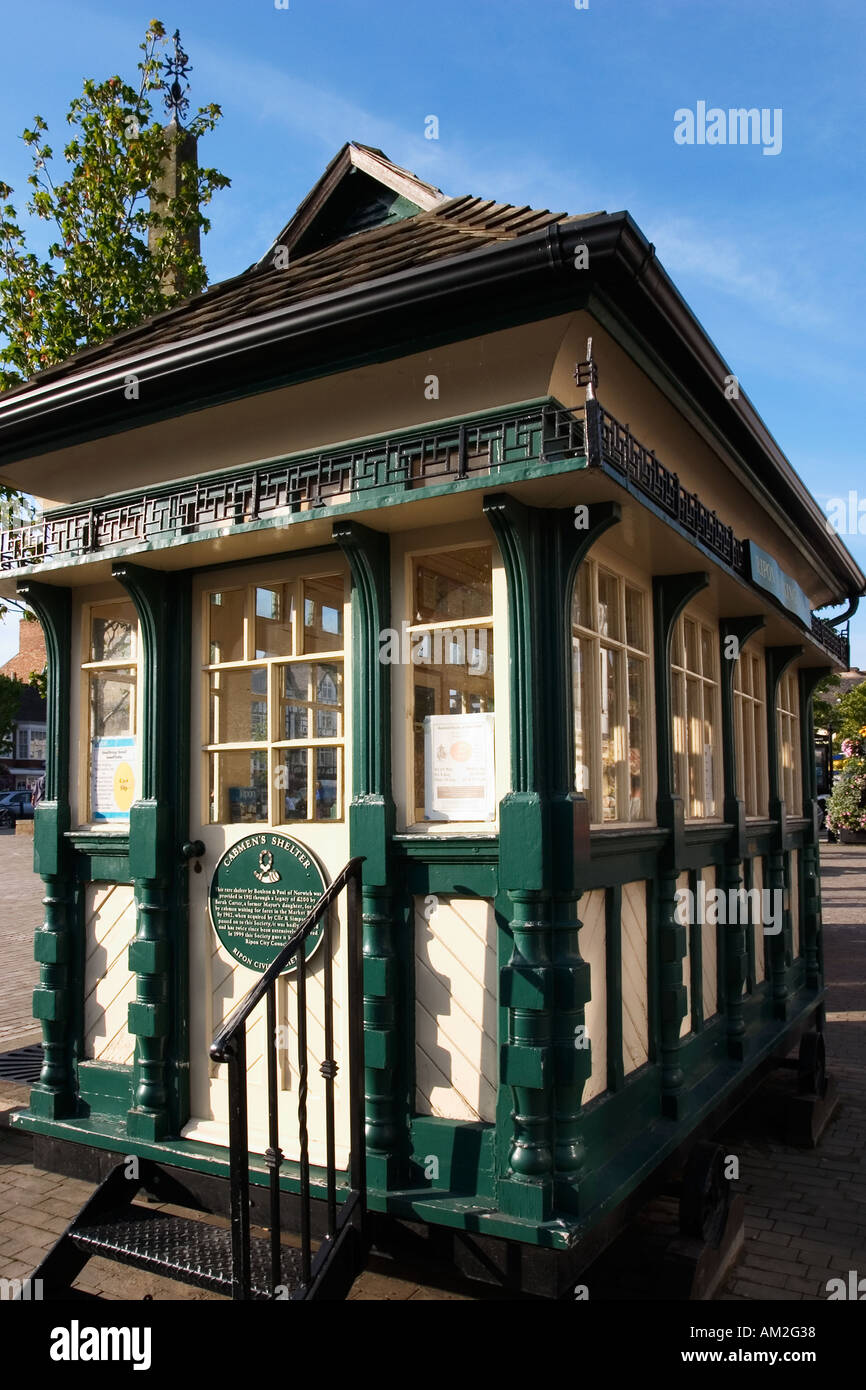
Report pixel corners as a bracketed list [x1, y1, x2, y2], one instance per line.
[209, 855, 366, 1300]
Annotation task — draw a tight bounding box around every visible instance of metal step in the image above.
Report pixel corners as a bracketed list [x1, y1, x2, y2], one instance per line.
[70, 1206, 306, 1299]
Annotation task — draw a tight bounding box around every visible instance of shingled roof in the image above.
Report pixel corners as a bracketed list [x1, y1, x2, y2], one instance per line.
[15, 144, 581, 392]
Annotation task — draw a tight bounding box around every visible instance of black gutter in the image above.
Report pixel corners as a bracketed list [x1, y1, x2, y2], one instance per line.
[0, 209, 862, 601]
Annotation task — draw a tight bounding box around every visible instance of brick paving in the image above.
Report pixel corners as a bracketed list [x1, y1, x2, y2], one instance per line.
[717, 841, 866, 1301]
[0, 837, 864, 1300]
[0, 827, 42, 1050]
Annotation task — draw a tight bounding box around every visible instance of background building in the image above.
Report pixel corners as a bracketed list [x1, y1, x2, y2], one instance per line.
[0, 618, 46, 792]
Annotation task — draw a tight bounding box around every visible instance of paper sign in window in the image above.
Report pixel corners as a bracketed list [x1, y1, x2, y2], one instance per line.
[424, 713, 495, 822]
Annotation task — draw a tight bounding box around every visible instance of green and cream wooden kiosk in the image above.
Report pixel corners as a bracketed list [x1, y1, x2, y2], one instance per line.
[0, 143, 861, 1298]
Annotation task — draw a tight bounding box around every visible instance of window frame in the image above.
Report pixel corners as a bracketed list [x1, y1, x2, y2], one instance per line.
[402, 539, 497, 830]
[79, 598, 141, 826]
[733, 643, 769, 819]
[202, 571, 348, 828]
[571, 556, 655, 828]
[776, 668, 803, 815]
[670, 609, 723, 820]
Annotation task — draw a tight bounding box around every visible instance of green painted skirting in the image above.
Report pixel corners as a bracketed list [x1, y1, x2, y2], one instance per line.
[11, 985, 822, 1251]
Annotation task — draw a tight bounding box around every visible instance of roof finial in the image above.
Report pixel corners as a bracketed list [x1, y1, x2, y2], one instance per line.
[163, 29, 192, 126]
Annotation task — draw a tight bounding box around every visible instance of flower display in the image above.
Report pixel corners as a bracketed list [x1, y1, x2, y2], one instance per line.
[826, 732, 866, 833]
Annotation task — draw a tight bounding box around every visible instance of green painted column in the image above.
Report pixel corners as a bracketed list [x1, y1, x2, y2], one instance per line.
[333, 521, 403, 1190]
[719, 616, 765, 1059]
[484, 494, 618, 1218]
[114, 563, 189, 1141]
[18, 582, 76, 1120]
[764, 645, 803, 1021]
[800, 666, 831, 993]
[652, 572, 709, 1118]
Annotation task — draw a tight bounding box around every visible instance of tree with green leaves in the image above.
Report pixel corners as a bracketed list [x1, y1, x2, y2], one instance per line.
[836, 680, 866, 743]
[812, 672, 842, 735]
[0, 18, 229, 391]
[0, 673, 25, 756]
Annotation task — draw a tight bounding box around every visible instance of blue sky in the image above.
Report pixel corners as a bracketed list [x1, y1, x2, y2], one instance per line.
[1, 0, 864, 667]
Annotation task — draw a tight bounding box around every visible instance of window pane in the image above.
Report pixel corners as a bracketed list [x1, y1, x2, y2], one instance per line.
[625, 587, 645, 651]
[91, 603, 136, 662]
[413, 547, 493, 624]
[209, 590, 246, 663]
[315, 747, 340, 820]
[672, 671, 684, 797]
[314, 663, 342, 737]
[209, 750, 268, 824]
[29, 731, 46, 760]
[600, 646, 621, 821]
[752, 654, 763, 702]
[686, 676, 703, 814]
[734, 694, 745, 806]
[685, 620, 699, 674]
[413, 628, 494, 819]
[701, 626, 715, 680]
[91, 669, 135, 739]
[303, 576, 344, 653]
[743, 693, 756, 816]
[573, 565, 591, 631]
[596, 570, 620, 642]
[573, 637, 591, 798]
[255, 584, 294, 658]
[209, 668, 268, 743]
[703, 691, 717, 817]
[279, 748, 308, 821]
[627, 657, 646, 820]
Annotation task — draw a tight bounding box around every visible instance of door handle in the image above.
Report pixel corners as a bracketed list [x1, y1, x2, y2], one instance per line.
[182, 840, 206, 860]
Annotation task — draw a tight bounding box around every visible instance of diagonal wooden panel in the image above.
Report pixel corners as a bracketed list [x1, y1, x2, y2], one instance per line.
[621, 880, 649, 1073]
[580, 889, 607, 1102]
[414, 896, 498, 1122]
[83, 883, 137, 1065]
[677, 870, 691, 1038]
[753, 855, 765, 982]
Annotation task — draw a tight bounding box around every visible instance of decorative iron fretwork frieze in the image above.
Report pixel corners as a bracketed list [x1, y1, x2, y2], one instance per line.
[0, 397, 848, 665]
[599, 410, 744, 573]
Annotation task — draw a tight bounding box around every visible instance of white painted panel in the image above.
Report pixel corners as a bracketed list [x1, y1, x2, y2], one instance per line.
[83, 883, 136, 1064]
[580, 889, 607, 1102]
[621, 880, 649, 1073]
[185, 901, 349, 1166]
[677, 870, 691, 1038]
[699, 865, 718, 1020]
[752, 856, 765, 982]
[414, 896, 497, 1122]
[790, 851, 801, 957]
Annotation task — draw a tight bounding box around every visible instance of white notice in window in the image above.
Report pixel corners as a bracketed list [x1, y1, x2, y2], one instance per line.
[424, 713, 495, 822]
[704, 744, 714, 810]
[91, 737, 137, 821]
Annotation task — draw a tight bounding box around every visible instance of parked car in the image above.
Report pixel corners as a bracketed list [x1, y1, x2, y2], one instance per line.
[0, 789, 37, 826]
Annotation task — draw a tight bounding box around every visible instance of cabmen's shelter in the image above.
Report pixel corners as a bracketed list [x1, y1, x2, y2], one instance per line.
[0, 143, 862, 1299]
